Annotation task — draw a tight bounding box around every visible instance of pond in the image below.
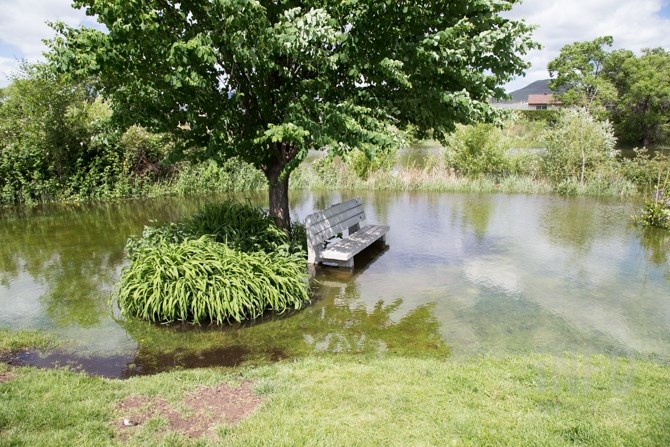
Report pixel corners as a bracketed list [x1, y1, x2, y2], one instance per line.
[1, 191, 669, 377]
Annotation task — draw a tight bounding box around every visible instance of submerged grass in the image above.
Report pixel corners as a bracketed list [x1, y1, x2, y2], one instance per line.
[0, 329, 58, 353]
[1, 354, 669, 446]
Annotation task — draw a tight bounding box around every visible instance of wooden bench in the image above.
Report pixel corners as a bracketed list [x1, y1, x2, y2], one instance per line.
[305, 198, 390, 268]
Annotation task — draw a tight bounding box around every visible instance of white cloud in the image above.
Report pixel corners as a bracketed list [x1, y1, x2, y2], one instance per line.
[0, 0, 92, 85]
[505, 0, 670, 91]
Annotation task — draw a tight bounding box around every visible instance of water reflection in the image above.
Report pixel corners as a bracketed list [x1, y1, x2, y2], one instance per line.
[1, 191, 669, 376]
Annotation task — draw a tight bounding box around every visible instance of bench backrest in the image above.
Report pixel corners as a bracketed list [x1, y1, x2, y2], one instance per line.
[305, 198, 366, 263]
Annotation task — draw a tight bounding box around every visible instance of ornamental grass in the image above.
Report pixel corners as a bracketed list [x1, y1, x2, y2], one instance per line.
[118, 201, 310, 324]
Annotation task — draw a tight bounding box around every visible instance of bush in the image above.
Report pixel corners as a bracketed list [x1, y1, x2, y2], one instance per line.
[517, 109, 560, 124]
[619, 148, 670, 192]
[118, 236, 309, 324]
[542, 108, 618, 185]
[346, 146, 398, 180]
[633, 198, 670, 229]
[171, 158, 266, 195]
[119, 201, 310, 324]
[444, 123, 511, 176]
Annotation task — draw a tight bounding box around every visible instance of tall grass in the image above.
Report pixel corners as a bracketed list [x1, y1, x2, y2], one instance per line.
[291, 155, 555, 195]
[119, 201, 309, 324]
[184, 201, 289, 253]
[118, 236, 308, 324]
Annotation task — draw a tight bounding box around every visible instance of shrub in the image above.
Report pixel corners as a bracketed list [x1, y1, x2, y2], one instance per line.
[633, 198, 670, 229]
[517, 109, 560, 124]
[172, 158, 266, 195]
[444, 123, 511, 176]
[346, 146, 398, 180]
[542, 108, 618, 185]
[119, 125, 174, 180]
[118, 236, 309, 324]
[619, 148, 670, 192]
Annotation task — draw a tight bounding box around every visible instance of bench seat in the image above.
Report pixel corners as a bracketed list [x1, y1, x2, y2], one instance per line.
[321, 224, 390, 262]
[305, 198, 389, 269]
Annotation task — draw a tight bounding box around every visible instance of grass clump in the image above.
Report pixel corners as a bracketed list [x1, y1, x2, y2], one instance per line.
[119, 201, 309, 324]
[118, 236, 308, 324]
[634, 195, 670, 229]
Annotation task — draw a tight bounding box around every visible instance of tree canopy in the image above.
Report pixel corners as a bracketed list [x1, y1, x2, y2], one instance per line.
[549, 36, 670, 147]
[49, 0, 537, 228]
[547, 36, 617, 114]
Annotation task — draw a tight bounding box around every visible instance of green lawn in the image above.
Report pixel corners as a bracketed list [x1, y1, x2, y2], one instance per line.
[2, 352, 669, 446]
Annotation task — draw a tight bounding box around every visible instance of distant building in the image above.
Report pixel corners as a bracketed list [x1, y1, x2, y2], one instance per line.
[491, 79, 564, 110]
[527, 93, 561, 110]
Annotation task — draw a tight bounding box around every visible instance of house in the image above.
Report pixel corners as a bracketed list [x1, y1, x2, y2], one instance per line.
[527, 93, 561, 110]
[491, 79, 564, 110]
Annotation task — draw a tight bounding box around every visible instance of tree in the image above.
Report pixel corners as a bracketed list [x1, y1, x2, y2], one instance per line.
[547, 36, 617, 115]
[49, 0, 537, 229]
[613, 48, 670, 147]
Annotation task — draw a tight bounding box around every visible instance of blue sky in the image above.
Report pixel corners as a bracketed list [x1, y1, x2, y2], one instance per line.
[1, 0, 670, 91]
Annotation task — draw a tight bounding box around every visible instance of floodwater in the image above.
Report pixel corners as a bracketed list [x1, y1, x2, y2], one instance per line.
[1, 191, 669, 377]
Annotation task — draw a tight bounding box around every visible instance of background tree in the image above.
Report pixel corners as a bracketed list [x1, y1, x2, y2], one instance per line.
[49, 0, 537, 229]
[0, 63, 111, 204]
[547, 36, 617, 115]
[612, 48, 670, 147]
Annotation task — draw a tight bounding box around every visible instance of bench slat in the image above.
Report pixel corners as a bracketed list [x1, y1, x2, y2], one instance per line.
[321, 225, 389, 261]
[305, 198, 361, 227]
[308, 206, 365, 243]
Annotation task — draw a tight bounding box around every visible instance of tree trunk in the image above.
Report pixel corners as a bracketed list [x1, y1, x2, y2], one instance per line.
[266, 160, 291, 232]
[263, 142, 299, 232]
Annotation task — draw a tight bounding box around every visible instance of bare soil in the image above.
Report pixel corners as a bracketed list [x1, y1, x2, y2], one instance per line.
[0, 370, 14, 383]
[116, 381, 264, 440]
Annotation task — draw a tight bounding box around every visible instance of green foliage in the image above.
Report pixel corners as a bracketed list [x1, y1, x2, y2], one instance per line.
[541, 108, 618, 185]
[0, 64, 116, 204]
[118, 236, 309, 324]
[119, 201, 309, 324]
[119, 125, 173, 180]
[612, 48, 670, 147]
[548, 36, 617, 116]
[171, 159, 267, 196]
[184, 201, 291, 253]
[633, 198, 670, 229]
[549, 37, 670, 148]
[346, 146, 398, 180]
[619, 148, 670, 191]
[49, 0, 538, 228]
[516, 109, 560, 124]
[127, 200, 306, 257]
[444, 123, 511, 176]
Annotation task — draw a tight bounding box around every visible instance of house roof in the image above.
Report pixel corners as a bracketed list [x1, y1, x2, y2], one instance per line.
[527, 93, 561, 105]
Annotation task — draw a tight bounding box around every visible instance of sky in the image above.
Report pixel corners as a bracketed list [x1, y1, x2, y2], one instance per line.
[1, 0, 670, 91]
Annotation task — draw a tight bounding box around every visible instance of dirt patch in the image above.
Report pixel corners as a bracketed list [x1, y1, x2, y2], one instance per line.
[0, 370, 14, 384]
[117, 381, 264, 440]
